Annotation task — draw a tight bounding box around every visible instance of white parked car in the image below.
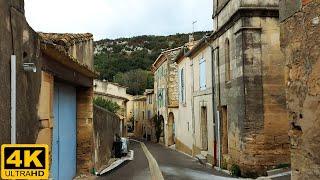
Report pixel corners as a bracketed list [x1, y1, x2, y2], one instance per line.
[121, 137, 129, 155]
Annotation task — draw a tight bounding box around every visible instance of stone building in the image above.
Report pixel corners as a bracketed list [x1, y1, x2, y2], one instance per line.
[175, 40, 215, 165]
[143, 89, 156, 141]
[0, 0, 41, 146]
[125, 94, 135, 132]
[132, 95, 147, 138]
[174, 50, 194, 156]
[212, 0, 290, 175]
[94, 79, 129, 136]
[38, 32, 98, 178]
[173, 0, 290, 176]
[151, 47, 181, 146]
[279, 0, 320, 179]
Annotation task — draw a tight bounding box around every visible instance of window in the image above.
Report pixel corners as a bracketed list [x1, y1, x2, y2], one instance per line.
[179, 68, 185, 103]
[199, 58, 206, 90]
[157, 89, 165, 108]
[225, 39, 231, 82]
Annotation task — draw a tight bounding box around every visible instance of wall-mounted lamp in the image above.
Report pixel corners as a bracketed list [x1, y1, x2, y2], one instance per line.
[23, 63, 37, 73]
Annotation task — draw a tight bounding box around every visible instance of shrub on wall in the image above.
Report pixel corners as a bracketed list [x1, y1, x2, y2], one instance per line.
[230, 164, 241, 177]
[93, 97, 120, 113]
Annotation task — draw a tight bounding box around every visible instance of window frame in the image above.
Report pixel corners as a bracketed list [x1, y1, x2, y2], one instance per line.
[179, 67, 186, 104]
[199, 58, 206, 91]
[225, 39, 231, 83]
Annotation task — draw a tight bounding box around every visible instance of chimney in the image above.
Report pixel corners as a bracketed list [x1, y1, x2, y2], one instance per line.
[189, 34, 195, 43]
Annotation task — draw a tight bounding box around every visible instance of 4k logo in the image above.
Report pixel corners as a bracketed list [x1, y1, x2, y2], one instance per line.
[1, 144, 49, 179]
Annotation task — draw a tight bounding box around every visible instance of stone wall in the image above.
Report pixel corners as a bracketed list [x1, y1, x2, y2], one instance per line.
[36, 72, 54, 157]
[280, 0, 320, 179]
[69, 38, 94, 68]
[0, 0, 41, 145]
[166, 50, 180, 107]
[211, 3, 290, 175]
[133, 98, 146, 138]
[93, 105, 120, 172]
[76, 87, 94, 174]
[240, 16, 290, 176]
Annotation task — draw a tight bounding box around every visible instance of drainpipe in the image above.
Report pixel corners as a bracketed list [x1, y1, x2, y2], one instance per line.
[204, 36, 221, 168]
[190, 58, 196, 155]
[9, 1, 16, 144]
[11, 55, 16, 144]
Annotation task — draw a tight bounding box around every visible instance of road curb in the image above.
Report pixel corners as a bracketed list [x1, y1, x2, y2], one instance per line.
[97, 150, 134, 176]
[134, 140, 164, 180]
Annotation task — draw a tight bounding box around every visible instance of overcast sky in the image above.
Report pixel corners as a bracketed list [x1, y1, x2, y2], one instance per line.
[25, 0, 213, 40]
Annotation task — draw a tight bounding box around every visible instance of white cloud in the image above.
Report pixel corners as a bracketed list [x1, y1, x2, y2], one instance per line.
[25, 0, 213, 40]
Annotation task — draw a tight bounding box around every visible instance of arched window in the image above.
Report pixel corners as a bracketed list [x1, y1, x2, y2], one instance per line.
[225, 39, 231, 82]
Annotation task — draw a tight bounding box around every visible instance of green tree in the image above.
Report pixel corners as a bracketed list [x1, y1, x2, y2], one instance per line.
[114, 69, 154, 95]
[93, 97, 120, 113]
[153, 114, 164, 143]
[94, 31, 211, 93]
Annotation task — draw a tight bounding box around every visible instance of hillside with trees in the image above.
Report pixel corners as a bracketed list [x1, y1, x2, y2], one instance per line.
[94, 31, 211, 95]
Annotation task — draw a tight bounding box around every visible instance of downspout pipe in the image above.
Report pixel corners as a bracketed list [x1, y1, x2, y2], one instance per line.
[11, 55, 16, 144]
[190, 57, 196, 155]
[204, 36, 220, 168]
[10, 1, 16, 144]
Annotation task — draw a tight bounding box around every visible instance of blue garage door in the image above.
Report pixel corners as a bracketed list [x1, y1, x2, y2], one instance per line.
[51, 83, 77, 180]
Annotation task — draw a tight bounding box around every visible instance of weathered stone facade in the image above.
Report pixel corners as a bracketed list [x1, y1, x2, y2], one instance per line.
[211, 0, 290, 175]
[132, 96, 147, 138]
[280, 0, 320, 179]
[0, 0, 41, 146]
[39, 32, 97, 177]
[175, 0, 290, 176]
[144, 89, 156, 141]
[93, 105, 120, 172]
[94, 80, 129, 136]
[152, 48, 181, 146]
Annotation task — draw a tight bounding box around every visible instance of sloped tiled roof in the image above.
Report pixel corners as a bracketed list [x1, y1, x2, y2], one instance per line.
[39, 32, 93, 47]
[151, 47, 182, 73]
[39, 32, 98, 78]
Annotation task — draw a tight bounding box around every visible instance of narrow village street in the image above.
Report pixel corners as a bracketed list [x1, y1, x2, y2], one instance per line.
[0, 0, 319, 180]
[98, 140, 231, 180]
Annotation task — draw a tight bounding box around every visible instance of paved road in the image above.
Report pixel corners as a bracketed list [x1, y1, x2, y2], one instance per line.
[97, 140, 151, 180]
[144, 141, 230, 180]
[97, 140, 231, 180]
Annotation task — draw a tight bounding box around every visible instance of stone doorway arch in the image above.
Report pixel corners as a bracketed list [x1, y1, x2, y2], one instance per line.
[168, 112, 175, 146]
[156, 115, 165, 143]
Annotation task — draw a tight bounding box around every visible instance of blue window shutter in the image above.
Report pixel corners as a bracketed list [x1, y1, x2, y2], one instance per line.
[179, 68, 185, 103]
[182, 68, 185, 103]
[200, 59, 206, 90]
[178, 69, 181, 103]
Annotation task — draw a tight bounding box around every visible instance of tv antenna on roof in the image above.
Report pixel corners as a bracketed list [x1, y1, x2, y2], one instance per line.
[192, 21, 197, 34]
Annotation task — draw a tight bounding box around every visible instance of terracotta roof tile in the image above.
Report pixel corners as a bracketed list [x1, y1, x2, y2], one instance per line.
[39, 32, 93, 47]
[39, 32, 98, 77]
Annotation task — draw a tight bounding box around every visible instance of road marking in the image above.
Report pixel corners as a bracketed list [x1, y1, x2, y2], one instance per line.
[140, 142, 164, 180]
